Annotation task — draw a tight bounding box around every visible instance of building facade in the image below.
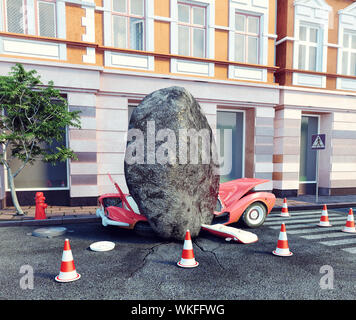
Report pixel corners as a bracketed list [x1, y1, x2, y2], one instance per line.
[275, 0, 356, 197]
[0, 0, 355, 207]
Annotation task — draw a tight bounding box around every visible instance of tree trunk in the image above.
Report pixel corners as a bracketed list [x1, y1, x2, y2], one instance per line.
[7, 167, 24, 215]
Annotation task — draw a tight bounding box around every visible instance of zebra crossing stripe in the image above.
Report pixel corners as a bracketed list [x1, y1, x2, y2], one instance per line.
[301, 232, 356, 240]
[268, 221, 346, 230]
[319, 238, 356, 246]
[265, 210, 356, 254]
[342, 247, 356, 254]
[266, 213, 341, 221]
[270, 210, 326, 215]
[287, 226, 348, 235]
[264, 216, 346, 226]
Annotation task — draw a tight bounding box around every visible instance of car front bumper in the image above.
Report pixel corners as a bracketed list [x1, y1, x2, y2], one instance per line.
[96, 207, 130, 228]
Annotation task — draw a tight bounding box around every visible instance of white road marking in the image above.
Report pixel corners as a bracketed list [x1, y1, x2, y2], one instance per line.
[287, 226, 347, 234]
[265, 210, 356, 254]
[342, 247, 356, 254]
[267, 213, 341, 220]
[301, 232, 356, 240]
[264, 216, 346, 226]
[319, 238, 356, 246]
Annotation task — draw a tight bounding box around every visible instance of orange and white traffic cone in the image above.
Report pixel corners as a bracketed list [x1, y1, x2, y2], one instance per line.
[272, 223, 293, 257]
[342, 208, 356, 233]
[55, 239, 81, 282]
[280, 198, 290, 217]
[177, 230, 199, 268]
[318, 204, 332, 227]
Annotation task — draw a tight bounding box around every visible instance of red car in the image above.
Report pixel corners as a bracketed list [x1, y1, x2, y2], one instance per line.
[96, 175, 275, 239]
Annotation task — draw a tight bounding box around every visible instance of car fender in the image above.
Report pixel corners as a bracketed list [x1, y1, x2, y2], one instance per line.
[226, 192, 275, 224]
[106, 206, 148, 229]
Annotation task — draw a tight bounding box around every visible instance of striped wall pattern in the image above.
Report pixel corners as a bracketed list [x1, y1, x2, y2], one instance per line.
[96, 95, 129, 195]
[329, 112, 356, 194]
[273, 108, 302, 195]
[68, 92, 98, 198]
[254, 107, 275, 191]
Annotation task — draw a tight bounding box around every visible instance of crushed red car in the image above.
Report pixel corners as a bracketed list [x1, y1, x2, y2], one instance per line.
[96, 175, 276, 240]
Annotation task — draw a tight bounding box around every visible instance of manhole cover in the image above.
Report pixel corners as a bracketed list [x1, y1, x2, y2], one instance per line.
[89, 241, 115, 252]
[32, 227, 67, 238]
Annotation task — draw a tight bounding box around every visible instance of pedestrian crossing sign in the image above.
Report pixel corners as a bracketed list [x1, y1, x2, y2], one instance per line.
[311, 134, 326, 150]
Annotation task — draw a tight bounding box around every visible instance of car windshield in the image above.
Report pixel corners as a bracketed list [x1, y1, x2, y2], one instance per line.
[125, 196, 140, 214]
[215, 197, 222, 212]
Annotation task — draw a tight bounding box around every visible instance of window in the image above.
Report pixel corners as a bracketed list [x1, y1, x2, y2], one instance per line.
[6, 136, 69, 190]
[217, 111, 244, 183]
[341, 31, 356, 76]
[37, 0, 56, 37]
[5, 0, 25, 34]
[112, 0, 145, 50]
[4, 0, 57, 37]
[234, 13, 260, 64]
[298, 24, 320, 72]
[177, 2, 206, 58]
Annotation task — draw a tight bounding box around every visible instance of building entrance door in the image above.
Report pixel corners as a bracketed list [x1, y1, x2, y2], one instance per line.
[299, 115, 319, 195]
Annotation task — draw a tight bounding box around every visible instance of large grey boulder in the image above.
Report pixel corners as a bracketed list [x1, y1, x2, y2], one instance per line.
[124, 86, 219, 240]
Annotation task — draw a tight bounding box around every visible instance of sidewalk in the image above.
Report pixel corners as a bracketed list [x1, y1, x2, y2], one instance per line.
[273, 195, 356, 211]
[0, 205, 100, 227]
[1, 195, 356, 227]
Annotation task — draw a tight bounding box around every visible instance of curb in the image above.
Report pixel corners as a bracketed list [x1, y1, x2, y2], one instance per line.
[0, 215, 100, 227]
[271, 203, 356, 213]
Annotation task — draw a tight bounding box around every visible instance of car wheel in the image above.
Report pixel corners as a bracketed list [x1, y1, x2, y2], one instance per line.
[241, 202, 267, 228]
[134, 221, 157, 238]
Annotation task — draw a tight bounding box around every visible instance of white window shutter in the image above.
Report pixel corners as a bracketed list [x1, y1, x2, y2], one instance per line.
[38, 1, 56, 37]
[6, 0, 24, 34]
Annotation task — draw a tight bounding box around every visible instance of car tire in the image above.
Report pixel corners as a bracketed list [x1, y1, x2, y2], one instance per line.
[241, 202, 267, 228]
[134, 221, 157, 238]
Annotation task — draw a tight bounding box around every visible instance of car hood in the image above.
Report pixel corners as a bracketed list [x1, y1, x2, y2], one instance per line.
[218, 178, 270, 208]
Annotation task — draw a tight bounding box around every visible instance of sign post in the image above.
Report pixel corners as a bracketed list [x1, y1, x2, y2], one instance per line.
[311, 134, 326, 203]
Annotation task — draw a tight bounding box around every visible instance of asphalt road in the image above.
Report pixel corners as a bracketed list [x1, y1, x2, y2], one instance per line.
[1, 208, 356, 304]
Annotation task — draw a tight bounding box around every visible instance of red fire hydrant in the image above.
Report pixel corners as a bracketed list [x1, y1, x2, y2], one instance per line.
[35, 192, 47, 220]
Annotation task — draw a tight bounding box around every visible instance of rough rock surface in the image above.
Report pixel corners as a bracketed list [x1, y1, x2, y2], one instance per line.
[124, 86, 220, 240]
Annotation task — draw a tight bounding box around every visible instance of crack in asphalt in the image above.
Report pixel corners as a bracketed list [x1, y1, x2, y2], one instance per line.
[193, 239, 225, 270]
[128, 242, 171, 278]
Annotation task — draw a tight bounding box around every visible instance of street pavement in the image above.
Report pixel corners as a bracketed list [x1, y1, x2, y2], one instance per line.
[1, 195, 356, 309]
[1, 208, 356, 302]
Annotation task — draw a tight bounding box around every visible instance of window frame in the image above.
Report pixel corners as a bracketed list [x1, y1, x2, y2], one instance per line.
[3, 0, 58, 37]
[340, 29, 356, 77]
[297, 23, 321, 72]
[292, 0, 330, 75]
[36, 0, 57, 38]
[177, 1, 207, 58]
[3, 127, 70, 192]
[234, 12, 261, 65]
[111, 0, 146, 51]
[4, 0, 27, 34]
